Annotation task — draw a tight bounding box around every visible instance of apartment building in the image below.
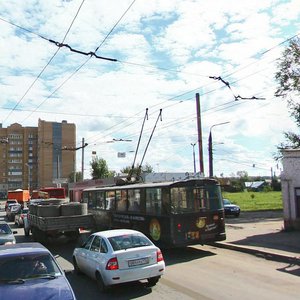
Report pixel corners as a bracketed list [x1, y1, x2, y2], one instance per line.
[0, 119, 76, 197]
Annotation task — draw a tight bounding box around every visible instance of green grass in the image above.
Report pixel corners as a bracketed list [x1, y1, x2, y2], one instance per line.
[222, 191, 283, 211]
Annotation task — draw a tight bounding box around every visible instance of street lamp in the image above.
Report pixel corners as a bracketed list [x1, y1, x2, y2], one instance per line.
[208, 122, 230, 177]
[191, 143, 196, 175]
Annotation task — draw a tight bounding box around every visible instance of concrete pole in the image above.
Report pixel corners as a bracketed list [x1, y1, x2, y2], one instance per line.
[81, 138, 85, 180]
[196, 93, 204, 175]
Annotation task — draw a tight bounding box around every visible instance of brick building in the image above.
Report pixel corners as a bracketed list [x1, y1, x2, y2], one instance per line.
[0, 119, 76, 197]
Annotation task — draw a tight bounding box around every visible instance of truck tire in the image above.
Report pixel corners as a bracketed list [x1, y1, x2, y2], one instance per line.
[37, 205, 60, 217]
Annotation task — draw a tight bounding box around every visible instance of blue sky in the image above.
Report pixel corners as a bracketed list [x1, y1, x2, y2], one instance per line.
[0, 0, 299, 179]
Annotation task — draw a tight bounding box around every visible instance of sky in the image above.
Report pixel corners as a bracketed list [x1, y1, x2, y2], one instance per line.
[0, 0, 299, 179]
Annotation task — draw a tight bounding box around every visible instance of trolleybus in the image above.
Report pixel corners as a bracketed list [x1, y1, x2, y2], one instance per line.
[81, 178, 226, 248]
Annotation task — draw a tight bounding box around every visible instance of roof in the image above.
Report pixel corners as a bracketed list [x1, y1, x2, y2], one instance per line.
[245, 181, 266, 189]
[0, 242, 48, 256]
[93, 229, 143, 239]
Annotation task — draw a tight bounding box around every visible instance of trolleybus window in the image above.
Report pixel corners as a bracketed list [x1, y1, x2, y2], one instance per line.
[106, 191, 115, 210]
[96, 191, 105, 210]
[117, 190, 128, 212]
[146, 188, 162, 215]
[87, 191, 96, 209]
[128, 189, 141, 212]
[171, 186, 218, 213]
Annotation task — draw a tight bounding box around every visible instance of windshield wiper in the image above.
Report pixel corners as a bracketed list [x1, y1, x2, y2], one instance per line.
[26, 274, 57, 280]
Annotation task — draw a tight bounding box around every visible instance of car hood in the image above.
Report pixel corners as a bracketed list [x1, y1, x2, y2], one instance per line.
[0, 276, 75, 300]
[0, 234, 15, 245]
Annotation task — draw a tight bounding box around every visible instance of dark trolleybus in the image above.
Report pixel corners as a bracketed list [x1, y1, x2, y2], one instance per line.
[81, 178, 226, 248]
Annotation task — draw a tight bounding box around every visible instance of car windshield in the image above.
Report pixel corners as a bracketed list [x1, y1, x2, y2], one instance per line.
[0, 253, 62, 281]
[0, 224, 12, 235]
[223, 199, 231, 205]
[108, 234, 153, 251]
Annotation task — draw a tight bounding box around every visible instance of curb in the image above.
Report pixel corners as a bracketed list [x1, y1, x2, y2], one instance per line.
[212, 242, 300, 265]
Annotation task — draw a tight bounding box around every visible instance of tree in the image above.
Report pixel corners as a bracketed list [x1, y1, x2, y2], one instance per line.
[275, 37, 300, 156]
[90, 156, 114, 179]
[120, 163, 153, 174]
[68, 171, 83, 183]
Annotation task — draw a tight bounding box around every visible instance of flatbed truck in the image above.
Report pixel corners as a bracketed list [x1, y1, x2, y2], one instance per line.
[25, 201, 95, 243]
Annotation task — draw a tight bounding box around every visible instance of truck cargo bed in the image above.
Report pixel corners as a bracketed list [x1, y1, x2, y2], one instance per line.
[28, 213, 95, 232]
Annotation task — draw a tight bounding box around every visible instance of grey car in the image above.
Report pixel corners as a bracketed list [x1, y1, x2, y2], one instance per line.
[0, 221, 17, 245]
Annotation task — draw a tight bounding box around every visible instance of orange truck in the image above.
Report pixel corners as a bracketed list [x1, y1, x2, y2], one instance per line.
[7, 189, 30, 205]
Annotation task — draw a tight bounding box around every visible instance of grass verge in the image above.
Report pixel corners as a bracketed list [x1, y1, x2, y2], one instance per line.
[222, 191, 283, 211]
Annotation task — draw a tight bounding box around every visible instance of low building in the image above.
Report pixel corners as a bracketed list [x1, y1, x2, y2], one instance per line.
[281, 149, 300, 230]
[245, 181, 268, 192]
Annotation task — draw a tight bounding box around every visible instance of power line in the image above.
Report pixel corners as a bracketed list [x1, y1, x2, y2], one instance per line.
[2, 0, 87, 124]
[21, 0, 137, 123]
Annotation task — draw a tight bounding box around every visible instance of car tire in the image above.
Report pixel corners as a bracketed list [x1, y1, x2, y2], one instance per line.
[147, 276, 160, 287]
[73, 258, 82, 275]
[96, 272, 107, 292]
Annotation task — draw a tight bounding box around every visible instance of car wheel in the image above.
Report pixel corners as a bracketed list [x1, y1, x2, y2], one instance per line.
[73, 258, 82, 275]
[147, 276, 160, 287]
[96, 272, 107, 292]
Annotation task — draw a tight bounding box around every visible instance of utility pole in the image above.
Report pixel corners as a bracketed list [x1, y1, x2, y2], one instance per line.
[196, 93, 204, 175]
[82, 138, 85, 180]
[62, 139, 88, 182]
[191, 143, 196, 175]
[208, 122, 230, 177]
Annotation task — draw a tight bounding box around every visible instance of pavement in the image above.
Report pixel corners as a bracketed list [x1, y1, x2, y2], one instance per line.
[214, 210, 300, 265]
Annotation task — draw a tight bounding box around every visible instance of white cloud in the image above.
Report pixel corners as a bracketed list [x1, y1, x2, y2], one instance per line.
[0, 0, 298, 178]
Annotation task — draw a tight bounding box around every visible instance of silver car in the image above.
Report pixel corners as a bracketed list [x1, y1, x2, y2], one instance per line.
[73, 229, 165, 291]
[0, 221, 17, 245]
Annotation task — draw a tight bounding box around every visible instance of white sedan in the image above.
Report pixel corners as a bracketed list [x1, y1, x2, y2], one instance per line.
[72, 229, 165, 291]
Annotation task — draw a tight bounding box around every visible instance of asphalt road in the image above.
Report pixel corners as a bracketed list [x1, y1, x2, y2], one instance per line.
[1, 207, 300, 299]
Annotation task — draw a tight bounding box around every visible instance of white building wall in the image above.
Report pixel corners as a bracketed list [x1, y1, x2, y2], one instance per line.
[281, 149, 300, 230]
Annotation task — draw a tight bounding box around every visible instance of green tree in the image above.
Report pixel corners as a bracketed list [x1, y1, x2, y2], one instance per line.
[90, 156, 113, 179]
[120, 163, 153, 174]
[68, 171, 83, 183]
[275, 37, 300, 156]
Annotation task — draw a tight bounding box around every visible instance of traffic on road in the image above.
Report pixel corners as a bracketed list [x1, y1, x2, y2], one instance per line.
[0, 203, 299, 300]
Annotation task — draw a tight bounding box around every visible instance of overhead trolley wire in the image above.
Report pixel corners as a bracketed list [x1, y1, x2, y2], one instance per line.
[2, 0, 87, 124]
[21, 0, 137, 123]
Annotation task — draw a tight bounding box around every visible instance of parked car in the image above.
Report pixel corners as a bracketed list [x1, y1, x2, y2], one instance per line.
[4, 199, 18, 211]
[0, 242, 77, 300]
[73, 229, 165, 292]
[15, 207, 29, 227]
[6, 203, 22, 222]
[0, 221, 17, 245]
[223, 198, 240, 217]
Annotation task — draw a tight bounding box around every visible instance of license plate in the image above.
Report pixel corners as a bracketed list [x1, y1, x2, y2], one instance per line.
[128, 257, 149, 267]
